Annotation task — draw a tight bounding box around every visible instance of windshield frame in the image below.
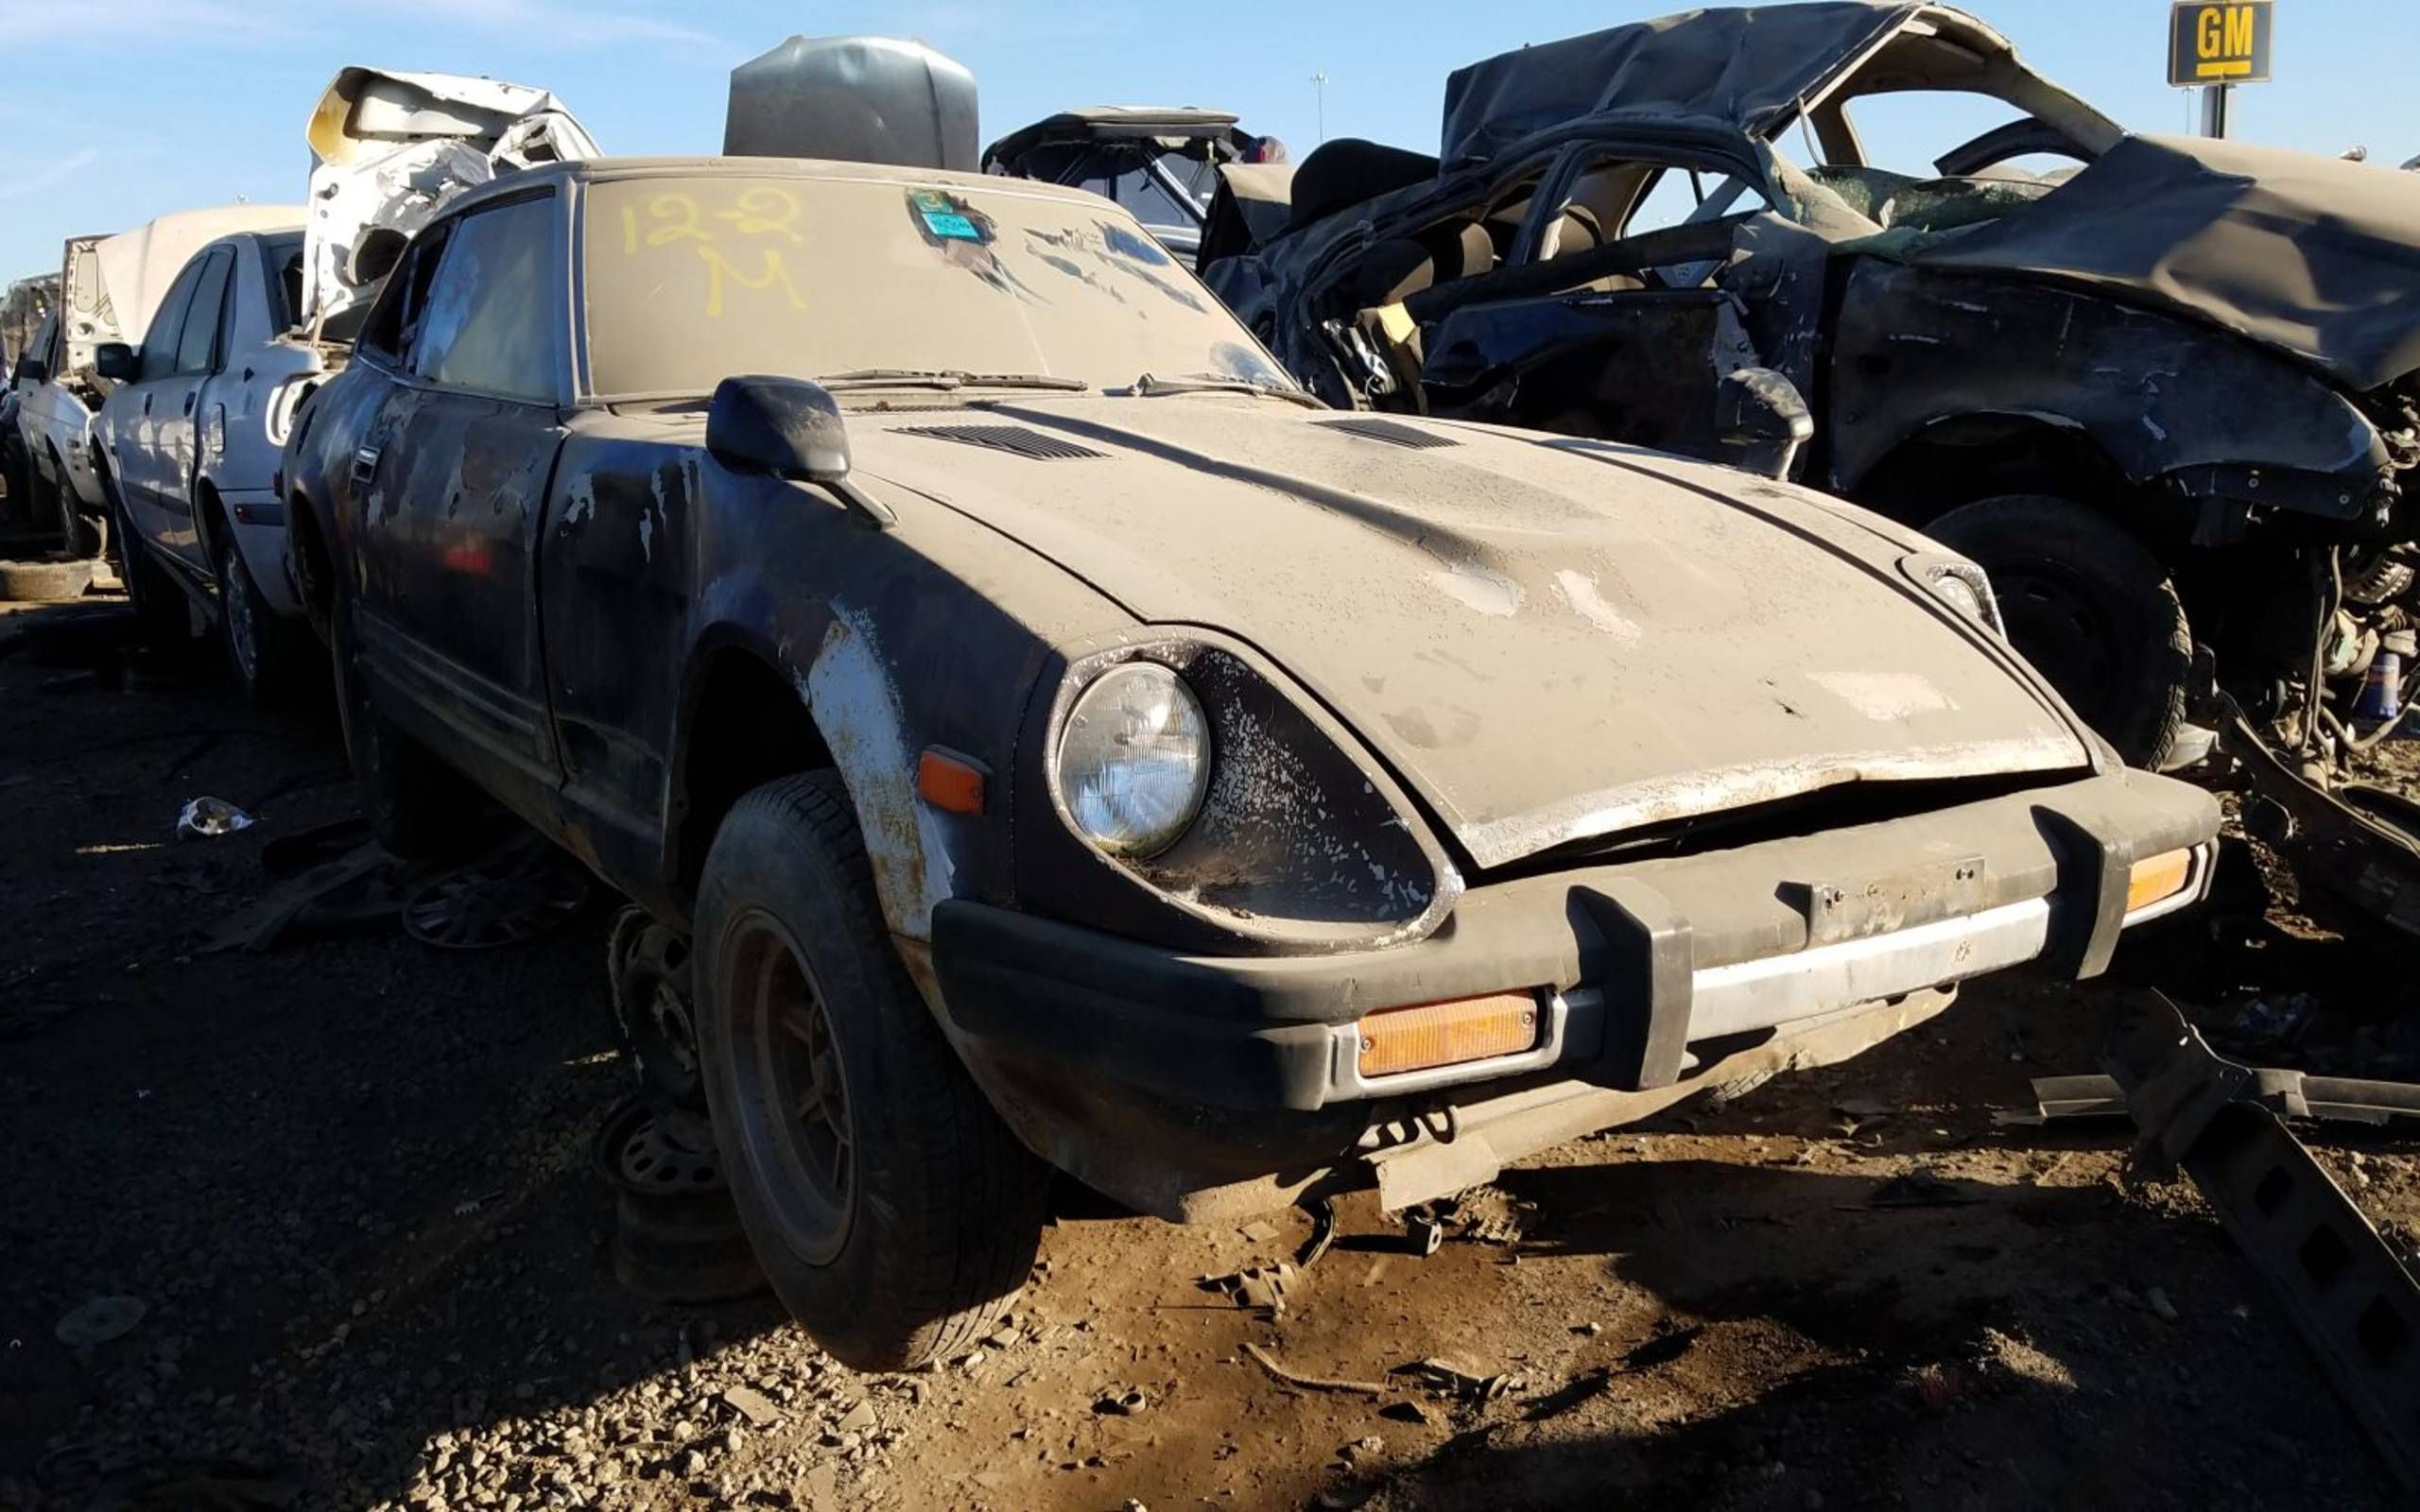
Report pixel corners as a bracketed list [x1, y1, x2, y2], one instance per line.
[565, 163, 1294, 406]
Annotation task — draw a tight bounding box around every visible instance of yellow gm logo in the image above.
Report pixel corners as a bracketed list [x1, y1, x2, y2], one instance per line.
[2169, 1, 2273, 86]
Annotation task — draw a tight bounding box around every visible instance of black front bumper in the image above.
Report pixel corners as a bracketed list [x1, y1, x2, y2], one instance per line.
[933, 769, 2219, 1116]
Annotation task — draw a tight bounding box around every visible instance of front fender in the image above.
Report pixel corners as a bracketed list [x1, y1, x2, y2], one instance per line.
[1829, 261, 2392, 519]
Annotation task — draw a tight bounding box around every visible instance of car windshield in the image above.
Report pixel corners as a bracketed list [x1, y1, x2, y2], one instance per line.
[582, 172, 1294, 399]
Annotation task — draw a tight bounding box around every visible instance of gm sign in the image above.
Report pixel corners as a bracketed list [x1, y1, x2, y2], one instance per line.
[2169, 1, 2273, 86]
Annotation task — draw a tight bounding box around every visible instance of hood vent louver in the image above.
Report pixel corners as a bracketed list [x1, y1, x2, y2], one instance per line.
[894, 423, 1107, 460]
[1320, 416, 1461, 450]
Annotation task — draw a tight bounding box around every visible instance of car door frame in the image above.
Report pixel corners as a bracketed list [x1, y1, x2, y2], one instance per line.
[347, 183, 577, 830]
[151, 242, 240, 583]
[1396, 127, 1804, 461]
[108, 253, 208, 553]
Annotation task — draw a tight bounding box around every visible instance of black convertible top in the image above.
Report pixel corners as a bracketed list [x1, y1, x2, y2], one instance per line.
[1440, 2, 1918, 164]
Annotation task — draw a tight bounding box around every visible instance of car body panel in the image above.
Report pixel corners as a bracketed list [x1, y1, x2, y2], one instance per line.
[839, 395, 2089, 868]
[282, 156, 2219, 1220]
[97, 227, 320, 619]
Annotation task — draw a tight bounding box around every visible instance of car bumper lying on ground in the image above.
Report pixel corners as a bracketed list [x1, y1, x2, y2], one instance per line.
[932, 768, 2218, 1220]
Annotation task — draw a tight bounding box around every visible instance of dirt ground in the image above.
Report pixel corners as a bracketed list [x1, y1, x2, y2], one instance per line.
[4, 591, 2418, 1512]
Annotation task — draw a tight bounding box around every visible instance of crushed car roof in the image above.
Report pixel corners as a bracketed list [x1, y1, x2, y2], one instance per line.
[1441, 1, 1926, 163]
[1902, 133, 2420, 390]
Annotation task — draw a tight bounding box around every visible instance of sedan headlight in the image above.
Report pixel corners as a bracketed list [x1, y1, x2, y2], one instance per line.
[1055, 662, 1211, 857]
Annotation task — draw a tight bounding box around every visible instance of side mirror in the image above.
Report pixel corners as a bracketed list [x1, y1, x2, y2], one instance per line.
[1715, 366, 1812, 482]
[707, 374, 850, 484]
[94, 343, 138, 383]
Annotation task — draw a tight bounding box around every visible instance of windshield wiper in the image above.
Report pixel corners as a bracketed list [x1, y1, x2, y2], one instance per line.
[816, 369, 1090, 393]
[1127, 372, 1323, 408]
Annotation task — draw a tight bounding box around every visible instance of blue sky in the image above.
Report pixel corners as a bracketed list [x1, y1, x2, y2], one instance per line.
[1, 0, 2411, 280]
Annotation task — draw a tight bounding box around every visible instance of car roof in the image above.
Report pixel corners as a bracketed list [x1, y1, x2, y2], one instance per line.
[447, 154, 1118, 213]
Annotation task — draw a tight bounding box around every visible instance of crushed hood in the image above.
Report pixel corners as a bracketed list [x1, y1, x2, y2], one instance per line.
[851, 399, 2090, 868]
[1442, 3, 1917, 164]
[301, 67, 598, 332]
[1901, 133, 2420, 391]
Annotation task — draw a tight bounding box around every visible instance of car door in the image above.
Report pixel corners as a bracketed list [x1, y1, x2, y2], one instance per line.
[152, 245, 236, 575]
[352, 189, 570, 819]
[108, 254, 205, 548]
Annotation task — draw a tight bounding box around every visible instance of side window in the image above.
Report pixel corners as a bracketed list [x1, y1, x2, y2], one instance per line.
[412, 195, 561, 403]
[1343, 167, 1547, 312]
[1527, 154, 1774, 287]
[354, 226, 453, 371]
[137, 260, 204, 383]
[175, 248, 235, 375]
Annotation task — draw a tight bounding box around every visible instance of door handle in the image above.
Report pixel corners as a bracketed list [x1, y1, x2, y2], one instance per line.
[351, 446, 381, 486]
[142, 394, 153, 416]
[182, 392, 197, 416]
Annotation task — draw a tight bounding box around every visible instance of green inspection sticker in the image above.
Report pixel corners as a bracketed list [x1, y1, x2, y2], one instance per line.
[909, 190, 986, 243]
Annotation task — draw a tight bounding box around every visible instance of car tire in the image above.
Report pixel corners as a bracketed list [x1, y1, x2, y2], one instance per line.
[1927, 492, 2191, 768]
[214, 532, 305, 703]
[694, 770, 1047, 1372]
[50, 446, 101, 559]
[330, 593, 488, 859]
[102, 462, 190, 649]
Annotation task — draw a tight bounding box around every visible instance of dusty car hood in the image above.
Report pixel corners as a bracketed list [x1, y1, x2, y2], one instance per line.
[850, 398, 2090, 868]
[1900, 134, 2420, 392]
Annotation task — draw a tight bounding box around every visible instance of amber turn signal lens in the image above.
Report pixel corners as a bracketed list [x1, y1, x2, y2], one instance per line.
[1357, 992, 1544, 1078]
[2126, 848, 2193, 914]
[917, 748, 987, 816]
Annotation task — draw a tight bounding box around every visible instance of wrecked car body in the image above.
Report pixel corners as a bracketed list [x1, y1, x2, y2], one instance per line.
[280, 154, 2219, 1371]
[1204, 2, 2420, 910]
[985, 108, 1279, 260]
[302, 67, 597, 333]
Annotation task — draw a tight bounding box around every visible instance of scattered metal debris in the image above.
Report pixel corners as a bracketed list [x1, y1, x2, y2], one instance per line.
[1242, 1343, 1387, 1397]
[1201, 1262, 1298, 1319]
[401, 836, 589, 951]
[1402, 1206, 1445, 1258]
[2104, 992, 2420, 1488]
[2002, 1067, 2420, 1128]
[54, 1295, 147, 1349]
[1387, 1356, 1512, 1403]
[174, 798, 254, 840]
[1862, 1170, 1984, 1210]
[594, 1099, 763, 1306]
[1093, 1387, 1150, 1416]
[1297, 1197, 1338, 1269]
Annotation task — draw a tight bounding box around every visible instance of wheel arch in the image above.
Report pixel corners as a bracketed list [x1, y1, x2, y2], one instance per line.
[667, 637, 837, 906]
[1841, 410, 2178, 540]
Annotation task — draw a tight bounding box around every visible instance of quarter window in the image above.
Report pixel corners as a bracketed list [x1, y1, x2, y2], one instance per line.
[412, 196, 561, 403]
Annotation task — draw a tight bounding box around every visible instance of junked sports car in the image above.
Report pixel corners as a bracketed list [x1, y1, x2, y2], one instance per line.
[280, 154, 2220, 1370]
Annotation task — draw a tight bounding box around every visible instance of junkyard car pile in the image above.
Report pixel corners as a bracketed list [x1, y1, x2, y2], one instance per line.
[33, 0, 2420, 1392]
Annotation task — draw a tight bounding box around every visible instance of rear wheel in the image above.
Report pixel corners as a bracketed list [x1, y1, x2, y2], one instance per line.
[50, 446, 101, 558]
[1927, 492, 2191, 768]
[331, 593, 487, 858]
[695, 771, 1047, 1371]
[214, 531, 306, 702]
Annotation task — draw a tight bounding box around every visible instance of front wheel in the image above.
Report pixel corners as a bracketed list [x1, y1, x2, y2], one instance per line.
[1927, 492, 2192, 769]
[695, 771, 1047, 1371]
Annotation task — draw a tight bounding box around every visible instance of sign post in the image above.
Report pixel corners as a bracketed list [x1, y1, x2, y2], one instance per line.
[2169, 2, 2274, 138]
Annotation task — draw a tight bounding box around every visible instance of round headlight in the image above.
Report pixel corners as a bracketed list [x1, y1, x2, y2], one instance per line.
[1057, 662, 1211, 857]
